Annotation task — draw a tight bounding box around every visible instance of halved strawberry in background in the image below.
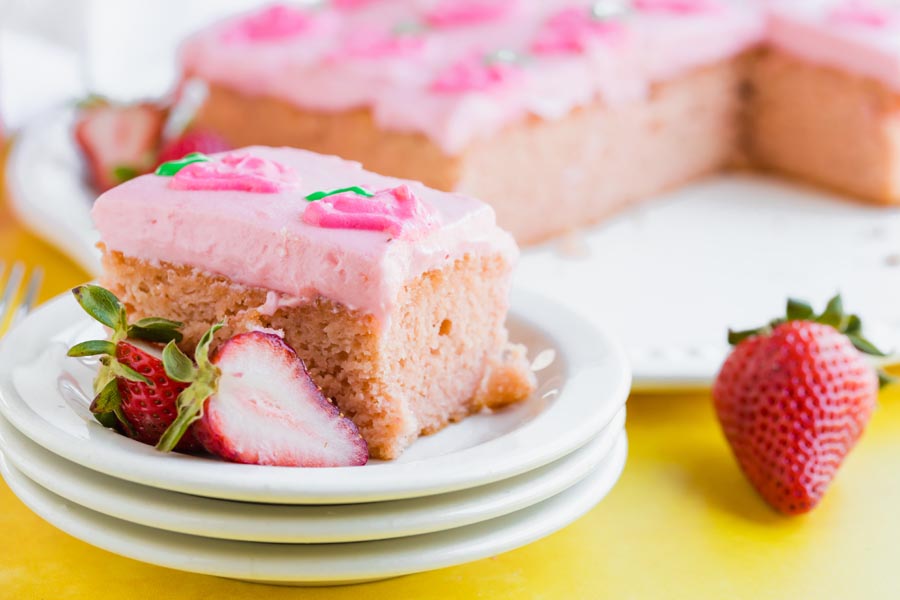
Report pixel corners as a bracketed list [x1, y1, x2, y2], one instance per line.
[158, 328, 369, 467]
[156, 129, 230, 166]
[74, 97, 168, 192]
[67, 285, 201, 452]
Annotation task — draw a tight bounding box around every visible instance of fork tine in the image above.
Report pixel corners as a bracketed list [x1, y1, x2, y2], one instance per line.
[0, 262, 25, 326]
[11, 267, 43, 327]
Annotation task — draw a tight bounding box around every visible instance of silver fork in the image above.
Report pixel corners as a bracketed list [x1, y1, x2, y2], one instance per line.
[0, 262, 43, 335]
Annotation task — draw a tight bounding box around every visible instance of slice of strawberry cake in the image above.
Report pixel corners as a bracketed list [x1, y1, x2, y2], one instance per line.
[91, 146, 535, 459]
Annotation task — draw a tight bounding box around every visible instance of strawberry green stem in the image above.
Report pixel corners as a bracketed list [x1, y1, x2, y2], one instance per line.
[156, 323, 223, 452]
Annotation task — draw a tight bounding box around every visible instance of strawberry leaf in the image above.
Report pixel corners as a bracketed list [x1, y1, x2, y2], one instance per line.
[90, 377, 121, 415]
[847, 334, 889, 358]
[162, 341, 197, 383]
[94, 411, 120, 429]
[728, 328, 763, 346]
[155, 384, 207, 452]
[786, 298, 814, 321]
[112, 165, 140, 183]
[72, 285, 126, 331]
[110, 361, 151, 385]
[128, 317, 184, 344]
[817, 294, 844, 328]
[195, 322, 224, 368]
[879, 370, 899, 389]
[156, 322, 223, 453]
[844, 314, 863, 335]
[67, 340, 116, 357]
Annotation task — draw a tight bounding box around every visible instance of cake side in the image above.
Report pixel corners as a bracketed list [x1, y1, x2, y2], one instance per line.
[101, 249, 534, 460]
[192, 83, 463, 192]
[746, 49, 900, 205]
[458, 57, 749, 244]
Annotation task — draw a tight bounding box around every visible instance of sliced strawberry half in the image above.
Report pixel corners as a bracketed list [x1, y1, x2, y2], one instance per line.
[158, 329, 368, 467]
[74, 99, 168, 192]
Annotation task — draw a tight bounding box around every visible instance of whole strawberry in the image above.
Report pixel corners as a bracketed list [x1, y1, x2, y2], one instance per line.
[713, 295, 889, 515]
[67, 285, 201, 452]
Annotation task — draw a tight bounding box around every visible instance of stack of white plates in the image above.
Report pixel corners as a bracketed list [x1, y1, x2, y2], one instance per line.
[0, 289, 630, 585]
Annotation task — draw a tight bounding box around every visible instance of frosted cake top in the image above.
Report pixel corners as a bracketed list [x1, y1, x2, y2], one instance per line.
[92, 146, 517, 322]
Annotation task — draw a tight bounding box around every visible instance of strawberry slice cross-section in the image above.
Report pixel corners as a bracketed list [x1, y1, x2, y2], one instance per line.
[158, 328, 368, 467]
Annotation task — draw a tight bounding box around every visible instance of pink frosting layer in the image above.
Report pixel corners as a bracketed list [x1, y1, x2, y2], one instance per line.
[92, 147, 517, 323]
[768, 1, 900, 92]
[180, 1, 765, 154]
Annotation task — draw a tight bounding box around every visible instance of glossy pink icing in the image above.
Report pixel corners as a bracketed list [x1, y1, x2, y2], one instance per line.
[180, 1, 765, 154]
[93, 147, 517, 323]
[425, 0, 520, 28]
[303, 184, 440, 239]
[331, 26, 426, 60]
[531, 7, 628, 55]
[332, 0, 380, 10]
[219, 4, 329, 43]
[768, 1, 900, 93]
[634, 0, 721, 14]
[431, 53, 524, 93]
[169, 153, 300, 193]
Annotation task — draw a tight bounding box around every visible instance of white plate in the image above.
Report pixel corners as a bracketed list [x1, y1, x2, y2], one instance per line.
[8, 107, 900, 388]
[0, 434, 627, 586]
[0, 289, 629, 504]
[0, 407, 624, 543]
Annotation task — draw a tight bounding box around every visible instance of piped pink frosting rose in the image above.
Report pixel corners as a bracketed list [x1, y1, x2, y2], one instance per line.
[302, 185, 440, 240]
[332, 0, 379, 10]
[170, 153, 300, 193]
[634, 0, 720, 14]
[531, 7, 627, 55]
[332, 27, 426, 60]
[431, 53, 523, 93]
[221, 4, 327, 43]
[828, 1, 897, 28]
[425, 0, 519, 27]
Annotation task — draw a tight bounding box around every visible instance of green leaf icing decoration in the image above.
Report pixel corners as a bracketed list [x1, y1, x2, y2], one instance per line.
[155, 152, 211, 177]
[305, 186, 374, 202]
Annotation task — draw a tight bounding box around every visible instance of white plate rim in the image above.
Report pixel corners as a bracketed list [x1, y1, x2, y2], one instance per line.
[0, 408, 625, 543]
[0, 434, 627, 585]
[0, 289, 630, 504]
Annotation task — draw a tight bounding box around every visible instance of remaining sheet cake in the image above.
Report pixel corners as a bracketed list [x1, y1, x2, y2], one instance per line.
[748, 1, 900, 205]
[176, 0, 900, 243]
[92, 146, 535, 459]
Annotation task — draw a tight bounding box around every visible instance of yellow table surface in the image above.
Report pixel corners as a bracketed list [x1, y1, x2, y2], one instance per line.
[2, 145, 900, 599]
